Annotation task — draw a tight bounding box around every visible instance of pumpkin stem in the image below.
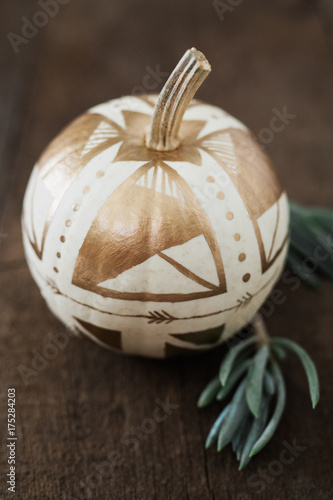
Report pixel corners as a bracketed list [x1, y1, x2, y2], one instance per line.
[252, 314, 270, 346]
[145, 48, 211, 152]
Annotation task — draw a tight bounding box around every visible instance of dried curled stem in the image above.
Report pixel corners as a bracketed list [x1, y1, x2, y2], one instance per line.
[145, 47, 211, 151]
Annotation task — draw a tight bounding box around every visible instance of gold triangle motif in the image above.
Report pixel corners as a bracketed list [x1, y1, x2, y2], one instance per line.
[200, 131, 238, 175]
[72, 160, 227, 302]
[80, 121, 119, 158]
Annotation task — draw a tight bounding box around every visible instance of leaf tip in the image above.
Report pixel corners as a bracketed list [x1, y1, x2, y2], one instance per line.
[250, 408, 259, 419]
[205, 438, 212, 449]
[312, 398, 319, 410]
[217, 440, 225, 452]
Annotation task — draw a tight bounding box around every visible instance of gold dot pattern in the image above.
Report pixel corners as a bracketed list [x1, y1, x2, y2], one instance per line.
[234, 233, 240, 241]
[217, 191, 225, 200]
[243, 273, 251, 283]
[58, 173, 105, 276]
[226, 211, 234, 220]
[238, 253, 246, 262]
[207, 176, 215, 183]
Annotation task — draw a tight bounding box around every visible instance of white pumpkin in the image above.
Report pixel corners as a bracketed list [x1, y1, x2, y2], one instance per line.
[22, 49, 289, 358]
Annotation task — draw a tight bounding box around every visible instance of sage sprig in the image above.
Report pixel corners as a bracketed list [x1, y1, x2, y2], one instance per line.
[198, 200, 329, 468]
[198, 314, 320, 469]
[287, 201, 333, 287]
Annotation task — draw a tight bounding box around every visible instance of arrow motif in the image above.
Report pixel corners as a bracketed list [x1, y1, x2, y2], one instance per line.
[147, 310, 177, 324]
[235, 292, 253, 311]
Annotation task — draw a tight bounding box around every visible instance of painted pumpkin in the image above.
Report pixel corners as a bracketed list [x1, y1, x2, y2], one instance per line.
[22, 49, 289, 358]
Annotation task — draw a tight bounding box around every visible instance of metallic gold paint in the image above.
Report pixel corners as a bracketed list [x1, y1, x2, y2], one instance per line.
[22, 94, 289, 358]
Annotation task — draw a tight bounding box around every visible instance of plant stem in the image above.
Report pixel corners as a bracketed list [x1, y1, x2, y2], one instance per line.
[252, 314, 270, 346]
[145, 47, 211, 151]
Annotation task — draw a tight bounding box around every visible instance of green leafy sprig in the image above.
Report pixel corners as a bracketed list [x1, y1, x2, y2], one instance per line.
[197, 200, 332, 468]
[287, 201, 333, 287]
[198, 315, 319, 470]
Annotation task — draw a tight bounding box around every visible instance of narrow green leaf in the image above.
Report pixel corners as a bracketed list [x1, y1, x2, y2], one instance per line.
[233, 416, 253, 461]
[289, 201, 304, 218]
[232, 434, 238, 453]
[307, 222, 333, 256]
[217, 379, 249, 451]
[246, 345, 269, 417]
[290, 223, 317, 258]
[312, 216, 333, 234]
[249, 362, 286, 457]
[271, 337, 320, 408]
[290, 203, 333, 245]
[205, 405, 230, 448]
[306, 206, 333, 229]
[197, 376, 221, 408]
[239, 395, 271, 469]
[287, 248, 321, 289]
[271, 344, 287, 361]
[309, 206, 333, 221]
[232, 350, 251, 370]
[305, 225, 333, 279]
[311, 215, 333, 234]
[219, 338, 256, 386]
[288, 201, 333, 286]
[217, 359, 251, 401]
[264, 370, 276, 396]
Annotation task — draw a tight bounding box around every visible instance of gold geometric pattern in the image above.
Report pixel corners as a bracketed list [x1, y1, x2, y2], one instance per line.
[170, 324, 225, 345]
[72, 158, 227, 302]
[74, 317, 122, 350]
[27, 99, 286, 287]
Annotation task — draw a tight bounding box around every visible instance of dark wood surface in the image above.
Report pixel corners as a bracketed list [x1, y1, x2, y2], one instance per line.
[1, 0, 333, 498]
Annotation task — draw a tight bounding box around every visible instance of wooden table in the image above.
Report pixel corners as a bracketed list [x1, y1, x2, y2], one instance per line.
[1, 0, 333, 498]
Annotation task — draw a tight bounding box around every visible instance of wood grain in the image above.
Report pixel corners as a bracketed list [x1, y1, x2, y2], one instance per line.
[1, 0, 333, 498]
